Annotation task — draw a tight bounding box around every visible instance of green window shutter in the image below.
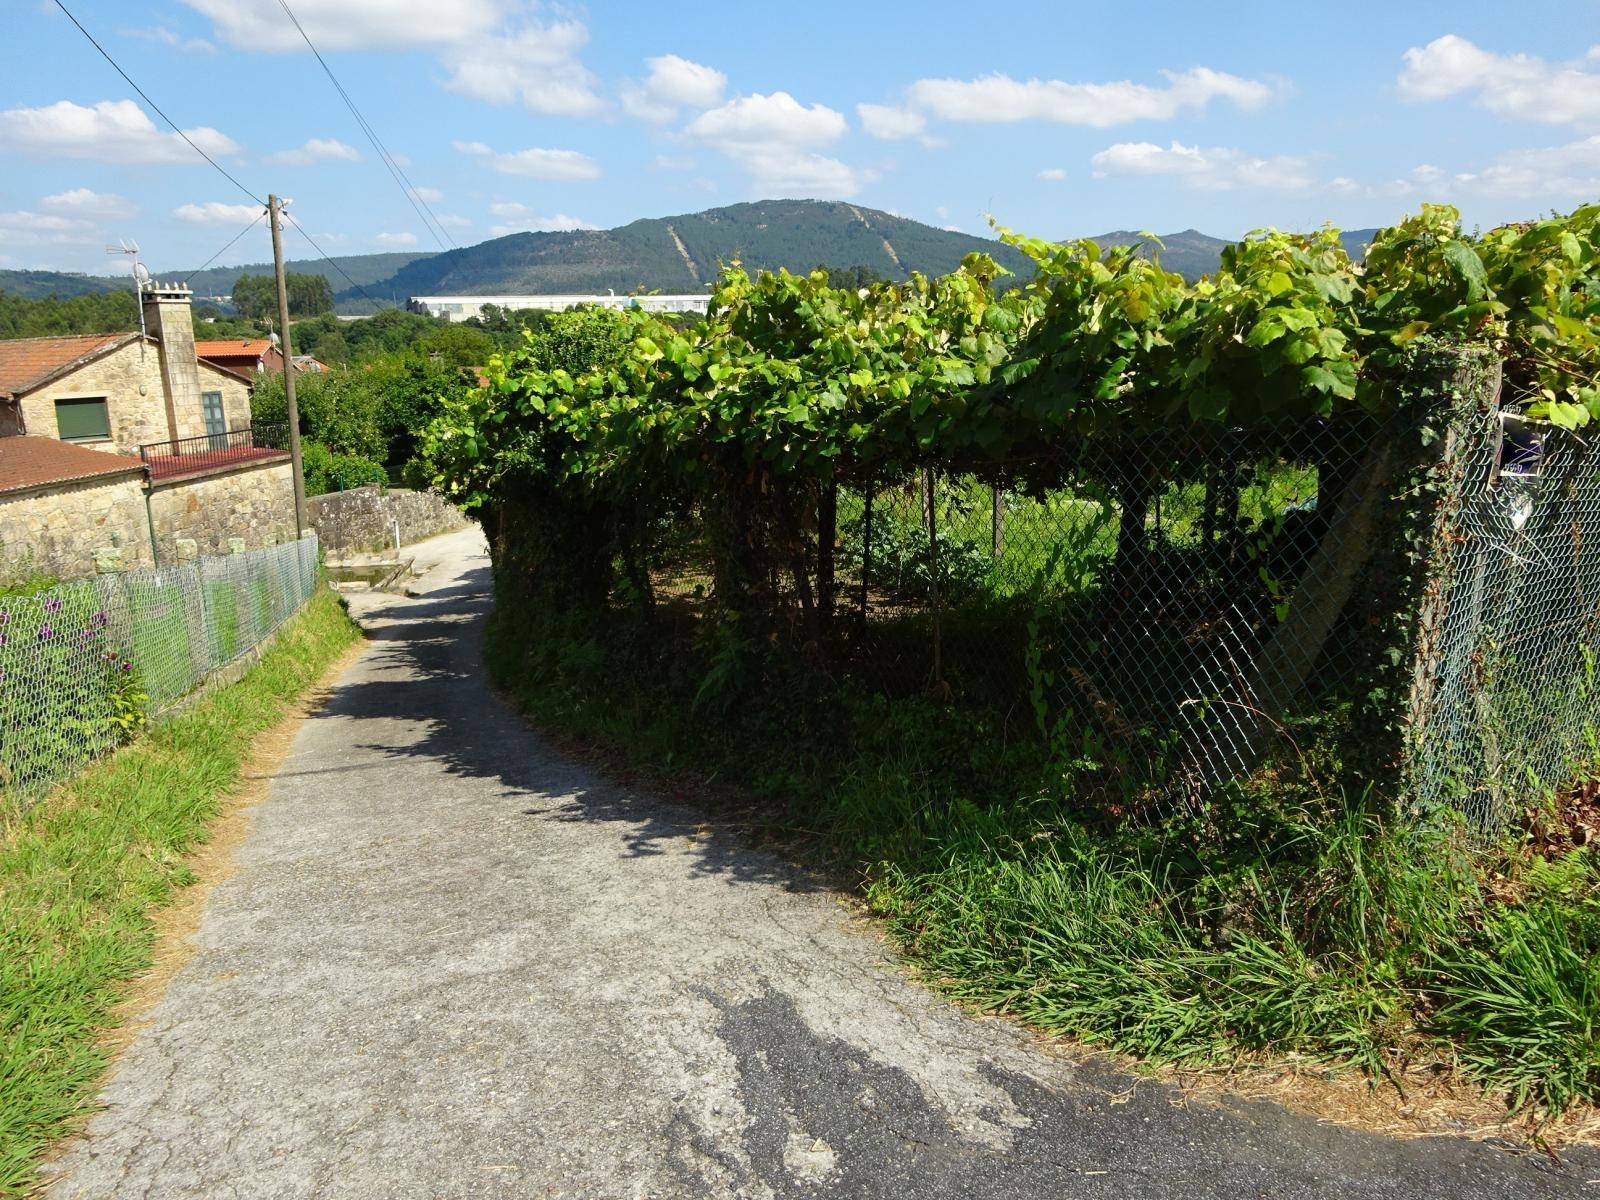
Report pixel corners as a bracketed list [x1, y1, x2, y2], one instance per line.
[54, 397, 111, 441]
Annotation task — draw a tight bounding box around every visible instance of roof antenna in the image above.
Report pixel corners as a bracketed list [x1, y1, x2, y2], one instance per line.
[106, 239, 150, 357]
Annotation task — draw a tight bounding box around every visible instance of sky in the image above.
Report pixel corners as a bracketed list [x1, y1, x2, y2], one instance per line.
[2, 0, 1598, 277]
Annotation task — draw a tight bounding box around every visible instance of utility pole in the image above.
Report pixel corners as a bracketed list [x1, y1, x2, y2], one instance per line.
[268, 193, 308, 536]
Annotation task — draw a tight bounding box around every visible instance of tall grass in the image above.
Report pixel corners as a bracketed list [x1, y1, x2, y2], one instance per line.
[0, 587, 360, 1197]
[487, 602, 1600, 1122]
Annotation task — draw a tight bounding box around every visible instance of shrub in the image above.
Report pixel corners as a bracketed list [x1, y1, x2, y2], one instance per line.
[299, 441, 388, 496]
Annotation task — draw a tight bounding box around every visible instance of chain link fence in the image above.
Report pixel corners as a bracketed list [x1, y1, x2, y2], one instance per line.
[639, 416, 1393, 811]
[0, 535, 320, 801]
[1407, 409, 1600, 827]
[516, 347, 1600, 827]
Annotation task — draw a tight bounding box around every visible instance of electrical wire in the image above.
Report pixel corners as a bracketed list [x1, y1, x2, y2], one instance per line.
[271, 0, 457, 252]
[53, 0, 401, 313]
[183, 210, 267, 285]
[281, 211, 396, 311]
[51, 0, 265, 209]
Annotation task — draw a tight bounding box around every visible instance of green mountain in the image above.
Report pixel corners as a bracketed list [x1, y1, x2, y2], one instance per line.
[353, 200, 1036, 306]
[1086, 227, 1381, 281]
[0, 269, 127, 299]
[177, 251, 431, 301]
[0, 253, 432, 306]
[0, 209, 1389, 312]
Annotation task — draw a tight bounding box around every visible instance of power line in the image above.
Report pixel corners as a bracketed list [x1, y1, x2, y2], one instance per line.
[51, 0, 265, 209]
[53, 0, 401, 314]
[271, 0, 457, 252]
[183, 210, 267, 285]
[281, 210, 397, 311]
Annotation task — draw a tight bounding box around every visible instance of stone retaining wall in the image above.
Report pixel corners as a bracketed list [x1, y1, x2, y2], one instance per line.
[148, 460, 296, 561]
[0, 471, 154, 583]
[308, 486, 469, 557]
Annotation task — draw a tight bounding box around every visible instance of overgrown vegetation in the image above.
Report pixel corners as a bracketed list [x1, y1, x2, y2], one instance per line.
[417, 202, 1600, 1121]
[0, 587, 359, 1197]
[488, 602, 1600, 1123]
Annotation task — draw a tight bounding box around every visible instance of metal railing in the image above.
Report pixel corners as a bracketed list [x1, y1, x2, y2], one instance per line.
[138, 422, 288, 479]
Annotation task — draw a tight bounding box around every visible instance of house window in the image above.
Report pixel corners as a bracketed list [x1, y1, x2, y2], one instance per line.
[201, 391, 225, 438]
[54, 397, 111, 442]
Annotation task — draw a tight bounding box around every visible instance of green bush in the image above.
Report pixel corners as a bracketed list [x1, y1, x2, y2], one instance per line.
[299, 441, 388, 496]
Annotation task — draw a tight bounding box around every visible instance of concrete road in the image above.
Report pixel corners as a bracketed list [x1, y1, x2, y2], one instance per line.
[44, 526, 1599, 1198]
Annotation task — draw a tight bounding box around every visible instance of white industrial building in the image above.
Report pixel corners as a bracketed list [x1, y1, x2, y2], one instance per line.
[411, 294, 711, 322]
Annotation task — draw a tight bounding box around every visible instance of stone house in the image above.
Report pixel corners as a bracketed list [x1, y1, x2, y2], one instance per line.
[0, 283, 297, 582]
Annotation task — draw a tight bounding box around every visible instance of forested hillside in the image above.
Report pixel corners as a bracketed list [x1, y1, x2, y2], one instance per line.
[355, 200, 1036, 303]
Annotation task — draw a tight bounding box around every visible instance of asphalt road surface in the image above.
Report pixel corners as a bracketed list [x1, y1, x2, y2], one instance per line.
[43, 526, 1599, 1198]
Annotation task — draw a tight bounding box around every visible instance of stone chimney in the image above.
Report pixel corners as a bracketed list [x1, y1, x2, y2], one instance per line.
[141, 281, 201, 444]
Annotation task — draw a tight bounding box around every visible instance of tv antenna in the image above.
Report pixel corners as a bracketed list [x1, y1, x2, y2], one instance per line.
[106, 239, 151, 348]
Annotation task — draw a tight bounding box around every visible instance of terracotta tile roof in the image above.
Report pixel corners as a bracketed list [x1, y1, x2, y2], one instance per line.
[194, 338, 273, 358]
[0, 435, 144, 495]
[0, 333, 138, 399]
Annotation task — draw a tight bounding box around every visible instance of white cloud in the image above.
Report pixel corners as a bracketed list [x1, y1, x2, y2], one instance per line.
[410, 186, 444, 203]
[735, 149, 862, 197]
[1453, 133, 1600, 196]
[183, 1, 603, 116]
[456, 141, 601, 180]
[857, 103, 925, 140]
[621, 54, 725, 122]
[686, 91, 859, 197]
[0, 209, 103, 259]
[174, 201, 264, 224]
[488, 207, 597, 236]
[0, 211, 96, 235]
[181, 0, 507, 50]
[123, 26, 217, 53]
[440, 18, 602, 116]
[686, 91, 848, 148]
[436, 214, 473, 229]
[1037, 167, 1067, 181]
[0, 99, 239, 164]
[903, 66, 1274, 127]
[1399, 35, 1600, 126]
[651, 154, 696, 171]
[375, 231, 418, 246]
[1090, 140, 1314, 190]
[40, 188, 135, 218]
[266, 137, 361, 166]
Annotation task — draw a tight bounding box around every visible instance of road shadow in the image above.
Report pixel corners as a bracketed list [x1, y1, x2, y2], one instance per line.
[308, 562, 829, 893]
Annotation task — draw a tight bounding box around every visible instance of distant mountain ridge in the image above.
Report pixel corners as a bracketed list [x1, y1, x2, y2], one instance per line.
[1086, 227, 1379, 280]
[356, 200, 1036, 307]
[0, 206, 1385, 310]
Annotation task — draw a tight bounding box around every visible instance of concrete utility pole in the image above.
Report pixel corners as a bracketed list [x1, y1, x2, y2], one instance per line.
[268, 193, 308, 536]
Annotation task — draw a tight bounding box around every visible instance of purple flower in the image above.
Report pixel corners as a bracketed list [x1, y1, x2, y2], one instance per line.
[0, 611, 9, 625]
[0, 633, 7, 647]
[43, 597, 61, 614]
[37, 624, 53, 641]
[121, 660, 133, 673]
[92, 611, 108, 627]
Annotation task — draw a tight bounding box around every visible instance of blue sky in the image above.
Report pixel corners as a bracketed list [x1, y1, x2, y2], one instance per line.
[3, 0, 1598, 275]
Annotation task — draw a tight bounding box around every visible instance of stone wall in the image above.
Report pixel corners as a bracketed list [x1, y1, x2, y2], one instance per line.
[19, 339, 170, 453]
[0, 471, 153, 583]
[188, 359, 254, 441]
[308, 486, 469, 557]
[148, 460, 296, 561]
[16, 339, 253, 456]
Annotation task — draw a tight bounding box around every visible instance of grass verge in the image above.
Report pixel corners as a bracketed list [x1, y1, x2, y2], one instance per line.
[0, 586, 361, 1197]
[487, 604, 1600, 1137]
